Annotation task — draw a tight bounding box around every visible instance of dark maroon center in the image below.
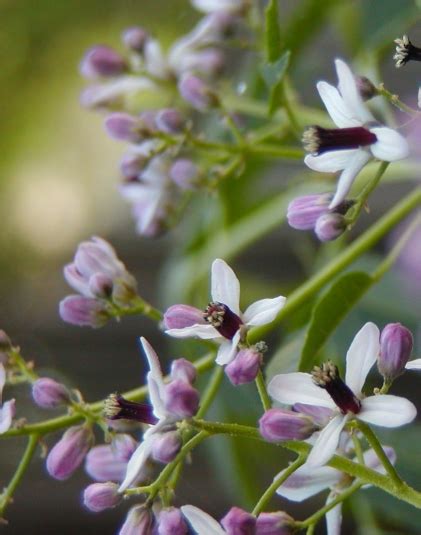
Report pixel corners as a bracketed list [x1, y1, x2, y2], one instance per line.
[303, 126, 377, 155]
[104, 393, 158, 424]
[312, 362, 361, 415]
[203, 301, 243, 340]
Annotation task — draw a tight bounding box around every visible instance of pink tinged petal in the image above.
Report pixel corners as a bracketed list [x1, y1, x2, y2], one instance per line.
[140, 337, 164, 385]
[165, 324, 220, 340]
[215, 333, 240, 366]
[147, 375, 168, 421]
[0, 363, 5, 398]
[405, 359, 421, 370]
[325, 498, 342, 535]
[329, 149, 371, 209]
[211, 259, 241, 315]
[164, 304, 205, 329]
[306, 414, 348, 467]
[276, 464, 341, 502]
[118, 436, 154, 493]
[345, 322, 380, 396]
[267, 372, 336, 409]
[243, 296, 286, 326]
[335, 59, 374, 124]
[358, 395, 417, 427]
[0, 399, 15, 434]
[181, 505, 226, 535]
[304, 149, 356, 173]
[370, 127, 410, 162]
[63, 264, 91, 297]
[316, 81, 360, 128]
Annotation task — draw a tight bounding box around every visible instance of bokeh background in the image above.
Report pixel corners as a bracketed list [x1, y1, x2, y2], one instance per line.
[0, 0, 420, 533]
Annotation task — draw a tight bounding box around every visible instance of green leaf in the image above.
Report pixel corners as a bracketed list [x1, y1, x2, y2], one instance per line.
[260, 50, 290, 116]
[264, 0, 282, 62]
[298, 271, 374, 372]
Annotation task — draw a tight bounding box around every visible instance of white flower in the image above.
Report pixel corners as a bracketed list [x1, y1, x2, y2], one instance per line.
[191, 0, 246, 14]
[276, 446, 396, 535]
[405, 358, 421, 371]
[181, 505, 226, 535]
[0, 364, 15, 434]
[268, 322, 416, 467]
[118, 338, 179, 493]
[165, 259, 286, 366]
[304, 59, 409, 209]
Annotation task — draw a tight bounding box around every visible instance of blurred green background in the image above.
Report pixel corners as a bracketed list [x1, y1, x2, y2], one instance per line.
[0, 0, 420, 533]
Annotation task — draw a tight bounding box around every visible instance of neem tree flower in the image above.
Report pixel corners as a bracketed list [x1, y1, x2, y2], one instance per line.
[164, 259, 286, 366]
[268, 323, 416, 467]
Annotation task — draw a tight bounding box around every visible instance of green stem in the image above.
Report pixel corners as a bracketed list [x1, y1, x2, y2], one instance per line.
[351, 433, 364, 465]
[345, 162, 389, 226]
[377, 84, 419, 115]
[357, 421, 403, 487]
[252, 455, 306, 515]
[112, 297, 163, 322]
[248, 186, 421, 344]
[9, 349, 37, 383]
[0, 434, 39, 518]
[255, 369, 272, 411]
[196, 365, 224, 419]
[2, 353, 215, 439]
[296, 482, 363, 530]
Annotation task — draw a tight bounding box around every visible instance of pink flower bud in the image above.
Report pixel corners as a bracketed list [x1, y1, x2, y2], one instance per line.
[292, 403, 333, 427]
[59, 296, 110, 327]
[164, 380, 199, 418]
[170, 359, 197, 384]
[164, 304, 205, 330]
[83, 482, 121, 512]
[378, 323, 413, 381]
[80, 45, 127, 79]
[32, 378, 70, 409]
[315, 213, 346, 242]
[225, 347, 262, 385]
[121, 27, 149, 52]
[287, 194, 331, 231]
[89, 273, 114, 298]
[85, 434, 137, 482]
[120, 153, 148, 179]
[105, 113, 144, 143]
[170, 159, 199, 190]
[47, 425, 93, 480]
[256, 511, 294, 534]
[151, 431, 182, 464]
[221, 507, 256, 535]
[119, 506, 154, 535]
[178, 73, 219, 111]
[155, 109, 186, 134]
[157, 507, 188, 535]
[259, 409, 316, 442]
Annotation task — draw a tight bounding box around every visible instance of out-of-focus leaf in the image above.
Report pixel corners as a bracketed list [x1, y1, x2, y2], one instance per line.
[299, 271, 374, 372]
[259, 51, 290, 116]
[265, 0, 282, 62]
[265, 330, 306, 381]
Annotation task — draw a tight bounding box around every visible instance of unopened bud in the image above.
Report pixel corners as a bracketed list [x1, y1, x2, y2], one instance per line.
[119, 506, 154, 535]
[378, 323, 413, 381]
[164, 304, 204, 330]
[178, 73, 219, 111]
[85, 434, 137, 482]
[89, 273, 114, 298]
[46, 425, 93, 480]
[164, 380, 199, 418]
[151, 431, 182, 464]
[170, 358, 197, 384]
[155, 108, 186, 134]
[32, 378, 71, 409]
[59, 296, 110, 328]
[259, 408, 316, 442]
[225, 347, 262, 385]
[80, 45, 127, 79]
[83, 482, 121, 512]
[221, 506, 256, 535]
[120, 153, 148, 179]
[170, 159, 199, 190]
[315, 213, 346, 242]
[121, 27, 149, 52]
[256, 511, 294, 534]
[105, 113, 145, 143]
[287, 194, 331, 231]
[157, 507, 188, 535]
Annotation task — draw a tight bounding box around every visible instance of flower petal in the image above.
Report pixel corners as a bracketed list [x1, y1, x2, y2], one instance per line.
[181, 505, 226, 535]
[215, 332, 240, 366]
[405, 359, 421, 370]
[306, 414, 348, 467]
[304, 150, 356, 173]
[140, 337, 164, 385]
[359, 395, 416, 427]
[345, 322, 380, 396]
[370, 127, 410, 162]
[147, 375, 168, 421]
[0, 399, 15, 434]
[267, 373, 336, 409]
[329, 150, 371, 209]
[211, 259, 241, 315]
[118, 434, 155, 493]
[165, 324, 220, 340]
[0, 363, 6, 398]
[326, 498, 342, 535]
[316, 81, 360, 128]
[363, 446, 396, 473]
[335, 59, 374, 124]
[276, 464, 341, 502]
[243, 296, 286, 326]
